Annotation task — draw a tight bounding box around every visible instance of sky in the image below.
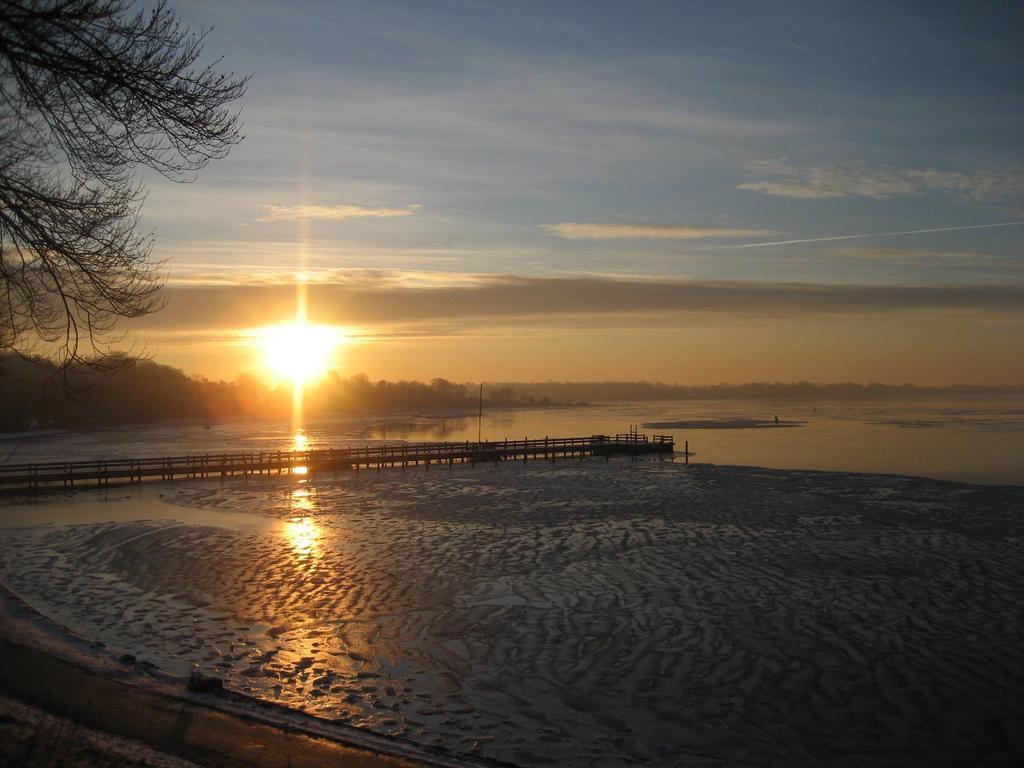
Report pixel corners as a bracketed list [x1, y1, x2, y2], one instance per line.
[130, 0, 1024, 384]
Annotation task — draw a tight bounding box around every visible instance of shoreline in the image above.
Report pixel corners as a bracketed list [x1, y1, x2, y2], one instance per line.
[0, 584, 504, 768]
[3, 456, 1023, 503]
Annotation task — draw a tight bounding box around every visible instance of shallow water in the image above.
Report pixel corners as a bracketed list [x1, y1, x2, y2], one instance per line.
[367, 397, 1024, 485]
[1, 462, 1022, 766]
[3, 396, 1022, 484]
[2, 396, 1023, 765]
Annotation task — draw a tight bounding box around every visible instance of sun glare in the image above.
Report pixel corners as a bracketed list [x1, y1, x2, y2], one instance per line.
[285, 489, 320, 558]
[260, 323, 344, 385]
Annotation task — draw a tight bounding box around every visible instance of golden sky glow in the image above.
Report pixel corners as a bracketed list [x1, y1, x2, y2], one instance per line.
[136, 307, 1024, 387]
[123, 272, 1023, 386]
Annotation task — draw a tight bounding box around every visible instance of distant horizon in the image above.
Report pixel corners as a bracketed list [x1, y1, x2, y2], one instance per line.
[5, 352, 1023, 392]
[5, 352, 1023, 436]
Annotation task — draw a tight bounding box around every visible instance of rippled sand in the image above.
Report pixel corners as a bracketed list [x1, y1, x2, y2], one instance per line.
[2, 461, 1023, 766]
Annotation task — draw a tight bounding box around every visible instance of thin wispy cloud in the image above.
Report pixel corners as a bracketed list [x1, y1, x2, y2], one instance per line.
[257, 204, 417, 222]
[738, 222, 1021, 248]
[739, 161, 1024, 202]
[257, 64, 796, 181]
[546, 223, 776, 240]
[164, 266, 496, 289]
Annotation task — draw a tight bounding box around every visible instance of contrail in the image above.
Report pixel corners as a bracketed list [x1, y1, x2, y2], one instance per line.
[738, 221, 1021, 248]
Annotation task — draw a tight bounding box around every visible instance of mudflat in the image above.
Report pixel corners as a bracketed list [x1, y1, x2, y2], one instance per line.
[2, 461, 1023, 766]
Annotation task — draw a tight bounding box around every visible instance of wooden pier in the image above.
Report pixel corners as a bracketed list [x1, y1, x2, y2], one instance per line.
[0, 433, 676, 491]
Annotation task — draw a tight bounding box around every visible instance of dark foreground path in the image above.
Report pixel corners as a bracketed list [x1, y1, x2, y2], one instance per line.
[0, 637, 428, 768]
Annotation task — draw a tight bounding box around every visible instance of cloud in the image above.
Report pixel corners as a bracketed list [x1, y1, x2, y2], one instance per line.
[827, 247, 1024, 275]
[257, 204, 416, 222]
[738, 161, 1024, 202]
[128, 273, 1024, 334]
[545, 223, 776, 240]
[240, 56, 797, 200]
[738, 222, 1021, 247]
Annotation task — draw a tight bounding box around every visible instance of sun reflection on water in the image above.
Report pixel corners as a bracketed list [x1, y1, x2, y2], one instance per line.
[291, 486, 314, 513]
[285, 488, 321, 559]
[292, 431, 309, 475]
[285, 516, 321, 557]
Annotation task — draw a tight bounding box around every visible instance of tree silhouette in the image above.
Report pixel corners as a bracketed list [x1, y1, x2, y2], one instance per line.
[0, 0, 247, 371]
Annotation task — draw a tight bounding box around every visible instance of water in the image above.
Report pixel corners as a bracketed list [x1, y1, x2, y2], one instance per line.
[3, 397, 1022, 484]
[2, 397, 1023, 766]
[2, 462, 1022, 767]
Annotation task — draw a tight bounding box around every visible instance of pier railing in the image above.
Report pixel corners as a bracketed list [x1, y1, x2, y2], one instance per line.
[0, 433, 676, 490]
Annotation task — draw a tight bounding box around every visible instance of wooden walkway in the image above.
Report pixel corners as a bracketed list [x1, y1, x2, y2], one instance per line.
[0, 433, 676, 491]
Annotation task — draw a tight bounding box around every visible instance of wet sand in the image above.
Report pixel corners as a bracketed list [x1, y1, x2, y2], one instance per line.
[1, 460, 1023, 766]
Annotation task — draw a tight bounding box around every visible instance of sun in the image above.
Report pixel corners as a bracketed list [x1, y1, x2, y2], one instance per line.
[259, 323, 344, 385]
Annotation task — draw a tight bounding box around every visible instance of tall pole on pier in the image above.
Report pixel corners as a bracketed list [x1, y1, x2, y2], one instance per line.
[478, 383, 484, 443]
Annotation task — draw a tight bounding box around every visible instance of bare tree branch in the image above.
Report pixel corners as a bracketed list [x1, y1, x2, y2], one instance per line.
[0, 0, 247, 372]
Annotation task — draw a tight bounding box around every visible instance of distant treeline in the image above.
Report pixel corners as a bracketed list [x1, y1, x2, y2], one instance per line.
[0, 356, 560, 432]
[486, 380, 1024, 403]
[1, 354, 1020, 432]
